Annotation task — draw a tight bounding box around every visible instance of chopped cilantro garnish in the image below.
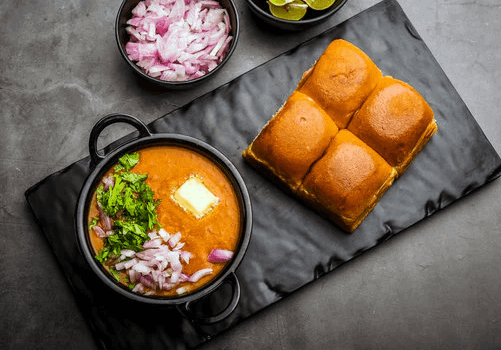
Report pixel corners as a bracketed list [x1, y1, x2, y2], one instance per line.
[114, 152, 140, 172]
[88, 217, 99, 230]
[93, 152, 161, 264]
[120, 172, 147, 184]
[109, 267, 121, 282]
[95, 248, 111, 264]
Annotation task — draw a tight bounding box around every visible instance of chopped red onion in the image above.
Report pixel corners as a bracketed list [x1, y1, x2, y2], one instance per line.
[173, 242, 185, 251]
[92, 225, 114, 238]
[189, 268, 213, 282]
[97, 202, 113, 231]
[140, 274, 156, 288]
[163, 283, 176, 291]
[150, 269, 161, 283]
[143, 237, 162, 248]
[180, 273, 189, 282]
[102, 176, 115, 192]
[135, 250, 152, 260]
[153, 253, 165, 261]
[158, 273, 165, 290]
[119, 249, 136, 261]
[156, 259, 169, 271]
[121, 249, 136, 257]
[115, 261, 126, 271]
[170, 270, 181, 284]
[108, 228, 231, 295]
[180, 251, 192, 264]
[158, 228, 171, 242]
[132, 1, 147, 17]
[124, 258, 138, 269]
[125, 0, 233, 82]
[132, 262, 151, 274]
[93, 225, 106, 237]
[128, 269, 139, 284]
[132, 283, 145, 293]
[208, 249, 233, 263]
[168, 231, 182, 248]
[176, 286, 189, 295]
[148, 231, 159, 240]
[165, 251, 182, 272]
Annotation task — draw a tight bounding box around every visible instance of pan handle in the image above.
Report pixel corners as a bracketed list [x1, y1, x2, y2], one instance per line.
[89, 113, 152, 165]
[177, 272, 241, 324]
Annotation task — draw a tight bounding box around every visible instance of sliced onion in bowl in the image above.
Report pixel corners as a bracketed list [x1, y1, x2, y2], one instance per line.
[125, 0, 234, 82]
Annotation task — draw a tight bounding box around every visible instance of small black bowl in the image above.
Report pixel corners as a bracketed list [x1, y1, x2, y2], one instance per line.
[75, 114, 252, 324]
[115, 0, 240, 89]
[245, 0, 347, 31]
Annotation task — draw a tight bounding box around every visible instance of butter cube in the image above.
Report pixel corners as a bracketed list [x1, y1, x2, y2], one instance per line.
[172, 176, 219, 218]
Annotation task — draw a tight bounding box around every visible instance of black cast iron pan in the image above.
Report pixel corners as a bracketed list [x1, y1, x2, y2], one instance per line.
[75, 113, 253, 324]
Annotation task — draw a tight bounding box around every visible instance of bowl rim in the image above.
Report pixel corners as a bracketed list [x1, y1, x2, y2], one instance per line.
[75, 132, 253, 306]
[114, 0, 241, 87]
[244, 0, 348, 26]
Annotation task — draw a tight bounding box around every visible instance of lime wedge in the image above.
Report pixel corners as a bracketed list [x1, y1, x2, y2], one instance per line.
[268, 0, 294, 6]
[304, 0, 337, 11]
[268, 0, 308, 20]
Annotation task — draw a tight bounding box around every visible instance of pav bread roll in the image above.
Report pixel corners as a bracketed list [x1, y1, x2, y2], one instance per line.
[347, 76, 437, 176]
[243, 39, 437, 233]
[243, 91, 339, 191]
[297, 39, 382, 129]
[297, 130, 397, 232]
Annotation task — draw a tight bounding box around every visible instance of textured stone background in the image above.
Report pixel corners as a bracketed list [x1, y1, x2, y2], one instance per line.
[1, 0, 501, 349]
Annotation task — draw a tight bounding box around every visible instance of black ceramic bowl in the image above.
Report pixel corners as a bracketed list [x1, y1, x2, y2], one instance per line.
[245, 0, 347, 31]
[115, 0, 240, 89]
[75, 114, 252, 323]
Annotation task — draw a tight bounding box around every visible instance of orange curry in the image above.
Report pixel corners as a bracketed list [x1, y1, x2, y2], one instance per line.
[88, 145, 241, 296]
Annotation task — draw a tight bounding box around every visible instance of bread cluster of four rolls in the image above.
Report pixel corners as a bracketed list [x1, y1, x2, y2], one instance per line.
[243, 39, 438, 232]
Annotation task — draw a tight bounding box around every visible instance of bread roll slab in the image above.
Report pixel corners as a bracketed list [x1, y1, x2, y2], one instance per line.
[243, 39, 437, 233]
[298, 130, 397, 232]
[243, 91, 339, 191]
[297, 39, 382, 129]
[347, 76, 438, 176]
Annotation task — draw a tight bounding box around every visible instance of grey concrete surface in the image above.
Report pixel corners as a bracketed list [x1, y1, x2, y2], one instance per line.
[1, 0, 501, 349]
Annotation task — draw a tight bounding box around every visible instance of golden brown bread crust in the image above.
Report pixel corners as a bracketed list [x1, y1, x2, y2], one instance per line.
[347, 76, 437, 175]
[242, 39, 437, 233]
[242, 91, 339, 191]
[297, 39, 382, 129]
[298, 130, 397, 232]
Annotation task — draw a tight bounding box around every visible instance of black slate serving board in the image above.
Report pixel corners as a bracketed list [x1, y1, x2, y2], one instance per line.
[25, 0, 501, 349]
